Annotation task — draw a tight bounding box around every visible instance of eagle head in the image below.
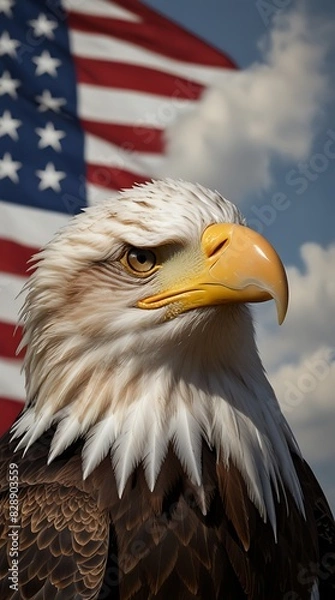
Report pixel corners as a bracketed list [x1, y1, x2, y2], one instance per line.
[13, 179, 301, 526]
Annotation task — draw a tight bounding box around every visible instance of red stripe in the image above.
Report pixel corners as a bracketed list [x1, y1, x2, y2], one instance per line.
[0, 238, 37, 277]
[0, 322, 24, 360]
[75, 56, 204, 99]
[67, 10, 237, 69]
[87, 164, 149, 190]
[0, 398, 24, 437]
[81, 119, 165, 154]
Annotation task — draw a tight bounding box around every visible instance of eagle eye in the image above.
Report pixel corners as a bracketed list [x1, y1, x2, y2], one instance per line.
[125, 247, 157, 274]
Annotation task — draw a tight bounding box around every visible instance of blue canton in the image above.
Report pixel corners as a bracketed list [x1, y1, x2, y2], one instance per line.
[0, 0, 87, 215]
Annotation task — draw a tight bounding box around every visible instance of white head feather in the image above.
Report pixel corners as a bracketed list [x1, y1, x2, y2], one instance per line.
[12, 179, 303, 532]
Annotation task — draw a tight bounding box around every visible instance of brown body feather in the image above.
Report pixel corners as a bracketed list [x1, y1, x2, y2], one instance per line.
[0, 426, 334, 599]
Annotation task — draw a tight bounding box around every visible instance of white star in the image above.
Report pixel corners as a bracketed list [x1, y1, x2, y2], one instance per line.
[36, 162, 66, 192]
[36, 89, 66, 113]
[28, 13, 58, 39]
[0, 0, 15, 17]
[0, 31, 20, 57]
[0, 109, 22, 140]
[0, 70, 20, 98]
[0, 152, 22, 183]
[32, 50, 61, 77]
[35, 121, 66, 151]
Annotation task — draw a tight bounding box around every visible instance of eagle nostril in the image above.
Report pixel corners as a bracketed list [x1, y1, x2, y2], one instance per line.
[209, 238, 228, 258]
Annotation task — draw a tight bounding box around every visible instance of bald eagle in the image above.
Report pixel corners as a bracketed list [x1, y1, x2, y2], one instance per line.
[0, 180, 334, 599]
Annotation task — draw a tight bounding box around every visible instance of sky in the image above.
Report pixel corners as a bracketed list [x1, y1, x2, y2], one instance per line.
[143, 0, 335, 509]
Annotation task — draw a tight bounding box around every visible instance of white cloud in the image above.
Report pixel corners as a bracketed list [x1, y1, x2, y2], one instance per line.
[255, 242, 335, 371]
[161, 10, 331, 201]
[254, 242, 335, 510]
[270, 346, 335, 511]
[270, 346, 334, 447]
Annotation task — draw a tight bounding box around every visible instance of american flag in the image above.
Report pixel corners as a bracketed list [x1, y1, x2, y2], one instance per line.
[0, 0, 236, 435]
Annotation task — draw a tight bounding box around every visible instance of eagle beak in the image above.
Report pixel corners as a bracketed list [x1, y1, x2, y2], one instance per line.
[138, 223, 289, 325]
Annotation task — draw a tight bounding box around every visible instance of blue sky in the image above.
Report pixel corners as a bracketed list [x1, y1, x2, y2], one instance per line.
[144, 0, 335, 508]
[145, 0, 335, 265]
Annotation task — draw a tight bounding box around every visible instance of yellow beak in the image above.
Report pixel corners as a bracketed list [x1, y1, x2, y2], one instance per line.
[138, 223, 289, 324]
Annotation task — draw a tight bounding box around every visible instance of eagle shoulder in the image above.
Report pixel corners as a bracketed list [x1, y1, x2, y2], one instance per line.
[0, 428, 110, 600]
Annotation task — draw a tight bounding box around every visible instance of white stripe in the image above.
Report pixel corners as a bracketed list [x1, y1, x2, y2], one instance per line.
[0, 201, 70, 248]
[78, 83, 196, 127]
[0, 273, 26, 325]
[71, 30, 232, 88]
[0, 357, 25, 401]
[63, 0, 140, 21]
[86, 183, 119, 206]
[85, 133, 164, 175]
